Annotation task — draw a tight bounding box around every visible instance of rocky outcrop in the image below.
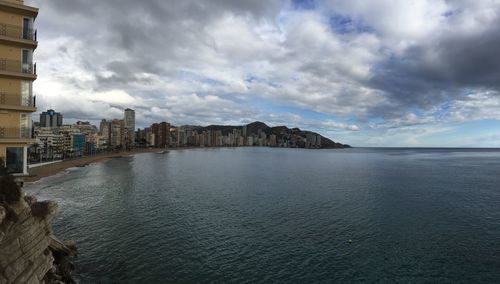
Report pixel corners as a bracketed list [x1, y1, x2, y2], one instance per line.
[0, 174, 76, 284]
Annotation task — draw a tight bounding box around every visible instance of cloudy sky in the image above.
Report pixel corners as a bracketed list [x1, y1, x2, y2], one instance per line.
[27, 0, 500, 147]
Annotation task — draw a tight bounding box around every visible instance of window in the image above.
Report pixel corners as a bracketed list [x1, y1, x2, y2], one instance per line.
[23, 17, 31, 40]
[21, 81, 32, 106]
[22, 49, 31, 73]
[6, 147, 24, 174]
[20, 113, 30, 138]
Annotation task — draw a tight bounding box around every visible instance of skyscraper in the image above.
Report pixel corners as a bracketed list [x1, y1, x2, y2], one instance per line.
[151, 122, 170, 148]
[124, 108, 135, 147]
[242, 125, 247, 137]
[39, 109, 63, 128]
[109, 119, 124, 149]
[0, 0, 38, 176]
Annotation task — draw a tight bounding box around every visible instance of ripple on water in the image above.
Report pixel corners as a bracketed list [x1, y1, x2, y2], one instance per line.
[24, 148, 500, 283]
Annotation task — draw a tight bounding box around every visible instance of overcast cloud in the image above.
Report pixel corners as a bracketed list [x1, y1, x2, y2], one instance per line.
[27, 0, 500, 146]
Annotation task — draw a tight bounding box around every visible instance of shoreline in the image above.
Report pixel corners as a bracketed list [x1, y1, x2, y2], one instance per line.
[24, 148, 162, 183]
[23, 146, 347, 184]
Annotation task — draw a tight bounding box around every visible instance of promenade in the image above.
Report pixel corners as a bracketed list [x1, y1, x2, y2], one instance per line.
[24, 148, 160, 183]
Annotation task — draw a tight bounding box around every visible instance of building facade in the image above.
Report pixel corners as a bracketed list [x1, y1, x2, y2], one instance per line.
[151, 122, 170, 148]
[0, 0, 38, 175]
[124, 108, 135, 147]
[39, 109, 62, 127]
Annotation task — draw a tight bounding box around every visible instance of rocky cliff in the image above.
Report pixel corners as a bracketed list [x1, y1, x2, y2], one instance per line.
[0, 174, 75, 284]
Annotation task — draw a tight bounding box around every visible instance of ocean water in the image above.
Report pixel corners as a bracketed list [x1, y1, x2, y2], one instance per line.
[25, 147, 500, 283]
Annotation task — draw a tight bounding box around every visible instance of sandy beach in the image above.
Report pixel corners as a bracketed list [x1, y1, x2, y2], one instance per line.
[24, 148, 162, 183]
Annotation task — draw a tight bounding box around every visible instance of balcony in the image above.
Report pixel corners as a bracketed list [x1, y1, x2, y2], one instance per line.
[0, 127, 31, 138]
[0, 23, 36, 40]
[0, 22, 37, 48]
[0, 92, 36, 111]
[0, 58, 36, 79]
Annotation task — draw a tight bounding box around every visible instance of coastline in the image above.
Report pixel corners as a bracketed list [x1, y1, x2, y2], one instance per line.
[23, 146, 346, 184]
[24, 148, 162, 183]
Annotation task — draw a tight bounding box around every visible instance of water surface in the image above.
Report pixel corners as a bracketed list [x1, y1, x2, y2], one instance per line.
[25, 148, 500, 283]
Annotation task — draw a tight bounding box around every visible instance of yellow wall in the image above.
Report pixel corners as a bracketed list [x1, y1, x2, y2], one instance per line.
[0, 110, 20, 127]
[0, 10, 24, 26]
[0, 144, 4, 160]
[0, 43, 21, 60]
[1, 0, 24, 5]
[0, 77, 21, 93]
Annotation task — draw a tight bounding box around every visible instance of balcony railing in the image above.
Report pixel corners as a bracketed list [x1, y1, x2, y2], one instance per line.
[0, 92, 35, 107]
[0, 127, 31, 139]
[0, 23, 36, 41]
[0, 58, 36, 75]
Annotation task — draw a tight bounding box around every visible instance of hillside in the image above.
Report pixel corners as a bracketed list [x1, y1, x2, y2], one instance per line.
[191, 121, 350, 149]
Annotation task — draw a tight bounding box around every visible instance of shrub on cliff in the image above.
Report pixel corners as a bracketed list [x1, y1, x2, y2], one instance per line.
[0, 158, 21, 222]
[31, 200, 59, 219]
[0, 157, 7, 175]
[0, 159, 21, 205]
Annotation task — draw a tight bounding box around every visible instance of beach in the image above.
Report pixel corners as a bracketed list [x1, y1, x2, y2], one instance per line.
[24, 148, 162, 183]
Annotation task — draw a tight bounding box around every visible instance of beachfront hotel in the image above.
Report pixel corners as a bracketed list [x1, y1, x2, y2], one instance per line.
[0, 0, 38, 176]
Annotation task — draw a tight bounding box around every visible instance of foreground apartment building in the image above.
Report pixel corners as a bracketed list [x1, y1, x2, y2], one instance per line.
[0, 0, 38, 176]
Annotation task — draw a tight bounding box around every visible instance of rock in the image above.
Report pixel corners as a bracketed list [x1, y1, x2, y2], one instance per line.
[0, 173, 74, 283]
[31, 201, 59, 220]
[24, 195, 37, 206]
[49, 237, 76, 257]
[63, 240, 77, 255]
[0, 205, 6, 223]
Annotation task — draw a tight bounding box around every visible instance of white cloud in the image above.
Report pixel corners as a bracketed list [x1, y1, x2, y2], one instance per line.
[24, 0, 500, 146]
[321, 120, 359, 131]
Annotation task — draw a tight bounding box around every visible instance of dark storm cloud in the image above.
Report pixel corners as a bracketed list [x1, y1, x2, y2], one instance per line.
[27, 0, 500, 143]
[369, 11, 500, 114]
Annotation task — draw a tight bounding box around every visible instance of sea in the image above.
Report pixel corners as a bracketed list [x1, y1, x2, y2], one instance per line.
[24, 147, 500, 283]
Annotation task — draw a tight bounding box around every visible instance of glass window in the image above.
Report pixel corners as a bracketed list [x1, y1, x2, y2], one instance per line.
[23, 18, 31, 39]
[22, 50, 31, 73]
[22, 49, 29, 64]
[6, 147, 24, 174]
[21, 81, 32, 107]
[20, 113, 31, 138]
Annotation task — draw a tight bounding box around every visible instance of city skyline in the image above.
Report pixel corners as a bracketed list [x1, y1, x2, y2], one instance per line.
[30, 107, 344, 162]
[27, 0, 500, 147]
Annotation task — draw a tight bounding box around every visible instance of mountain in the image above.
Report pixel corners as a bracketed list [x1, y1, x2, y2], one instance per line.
[191, 121, 350, 149]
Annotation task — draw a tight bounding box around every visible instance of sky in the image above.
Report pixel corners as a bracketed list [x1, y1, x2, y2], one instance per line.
[26, 0, 500, 147]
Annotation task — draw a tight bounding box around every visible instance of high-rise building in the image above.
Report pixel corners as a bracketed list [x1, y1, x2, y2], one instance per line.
[71, 133, 85, 152]
[242, 125, 247, 137]
[269, 134, 277, 147]
[109, 119, 124, 149]
[151, 122, 170, 148]
[0, 0, 38, 176]
[99, 119, 110, 146]
[40, 109, 63, 127]
[124, 108, 135, 147]
[99, 119, 108, 134]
